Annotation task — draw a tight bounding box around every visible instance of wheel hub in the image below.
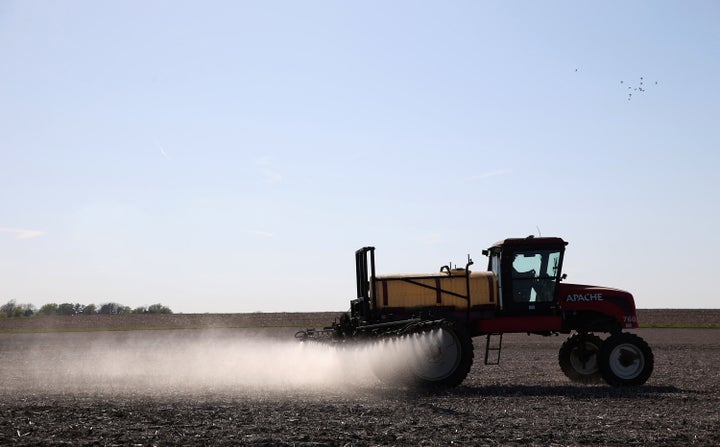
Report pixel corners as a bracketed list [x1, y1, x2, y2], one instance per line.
[609, 343, 645, 380]
[410, 329, 461, 381]
[570, 344, 599, 374]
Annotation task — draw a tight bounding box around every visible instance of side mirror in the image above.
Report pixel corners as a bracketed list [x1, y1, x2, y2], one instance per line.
[560, 273, 567, 281]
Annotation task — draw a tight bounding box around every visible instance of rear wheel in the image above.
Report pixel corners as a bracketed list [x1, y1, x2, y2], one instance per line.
[598, 332, 653, 386]
[559, 333, 604, 384]
[408, 321, 473, 390]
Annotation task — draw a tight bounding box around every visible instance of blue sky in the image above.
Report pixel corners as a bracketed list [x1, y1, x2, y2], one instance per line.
[1, 1, 719, 313]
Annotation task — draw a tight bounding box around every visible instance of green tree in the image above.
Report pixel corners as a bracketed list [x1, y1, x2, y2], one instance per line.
[39, 303, 58, 316]
[99, 302, 120, 314]
[1, 300, 16, 317]
[10, 303, 35, 317]
[147, 303, 173, 314]
[99, 302, 131, 315]
[57, 303, 76, 316]
[22, 304, 36, 317]
[132, 306, 147, 314]
[83, 304, 97, 315]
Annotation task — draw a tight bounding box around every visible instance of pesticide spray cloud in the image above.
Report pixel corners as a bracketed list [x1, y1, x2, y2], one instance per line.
[4, 329, 431, 395]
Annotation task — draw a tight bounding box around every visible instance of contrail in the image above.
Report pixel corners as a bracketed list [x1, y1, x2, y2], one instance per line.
[0, 227, 45, 239]
[155, 139, 170, 159]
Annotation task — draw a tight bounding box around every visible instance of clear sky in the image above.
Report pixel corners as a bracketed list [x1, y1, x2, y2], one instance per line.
[1, 1, 719, 313]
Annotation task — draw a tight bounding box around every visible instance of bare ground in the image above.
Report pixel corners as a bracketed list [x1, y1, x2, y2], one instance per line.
[0, 309, 718, 334]
[0, 325, 718, 446]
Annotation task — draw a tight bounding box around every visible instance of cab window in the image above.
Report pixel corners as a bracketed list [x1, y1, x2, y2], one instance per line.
[511, 250, 562, 303]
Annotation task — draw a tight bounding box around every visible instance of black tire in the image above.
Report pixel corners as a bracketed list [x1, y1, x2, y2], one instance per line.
[558, 333, 604, 384]
[598, 332, 654, 386]
[407, 321, 474, 391]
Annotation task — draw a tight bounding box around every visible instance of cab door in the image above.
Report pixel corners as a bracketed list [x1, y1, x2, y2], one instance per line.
[500, 248, 564, 315]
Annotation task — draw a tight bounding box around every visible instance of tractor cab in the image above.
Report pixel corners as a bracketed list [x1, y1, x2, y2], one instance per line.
[484, 236, 568, 316]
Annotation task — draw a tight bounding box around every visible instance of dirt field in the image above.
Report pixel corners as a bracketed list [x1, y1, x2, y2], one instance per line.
[0, 309, 718, 333]
[1, 316, 719, 447]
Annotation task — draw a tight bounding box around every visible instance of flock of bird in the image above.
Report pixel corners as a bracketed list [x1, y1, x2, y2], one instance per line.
[621, 76, 658, 101]
[574, 69, 658, 101]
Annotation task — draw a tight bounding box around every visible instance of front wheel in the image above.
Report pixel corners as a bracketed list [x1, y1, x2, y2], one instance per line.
[558, 333, 604, 384]
[598, 332, 654, 386]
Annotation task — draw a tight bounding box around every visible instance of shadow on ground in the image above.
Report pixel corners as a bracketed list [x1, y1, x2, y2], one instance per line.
[380, 384, 684, 400]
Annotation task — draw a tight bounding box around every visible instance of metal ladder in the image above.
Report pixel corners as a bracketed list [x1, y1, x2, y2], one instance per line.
[484, 333, 503, 365]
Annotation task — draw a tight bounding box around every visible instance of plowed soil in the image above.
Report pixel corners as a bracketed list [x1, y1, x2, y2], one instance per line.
[1, 314, 718, 446]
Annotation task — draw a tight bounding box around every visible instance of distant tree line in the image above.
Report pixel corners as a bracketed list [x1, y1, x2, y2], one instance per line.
[0, 300, 172, 318]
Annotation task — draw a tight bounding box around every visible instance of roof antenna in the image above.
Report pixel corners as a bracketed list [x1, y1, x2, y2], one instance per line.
[536, 226, 542, 237]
